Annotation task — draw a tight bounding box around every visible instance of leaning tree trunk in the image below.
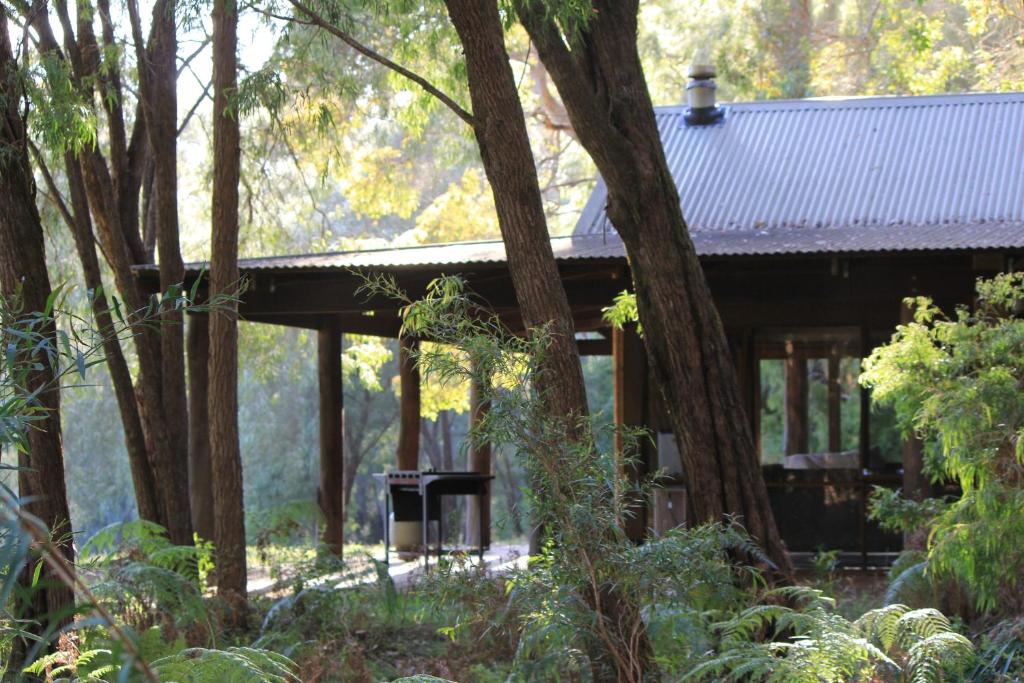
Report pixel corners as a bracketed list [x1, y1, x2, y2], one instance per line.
[442, 3, 651, 680]
[62, 154, 161, 522]
[209, 0, 248, 614]
[518, 0, 791, 572]
[442, 0, 589, 429]
[0, 21, 76, 663]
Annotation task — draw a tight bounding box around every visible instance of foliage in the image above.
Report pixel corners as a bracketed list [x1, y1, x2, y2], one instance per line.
[602, 289, 640, 334]
[686, 599, 975, 682]
[862, 273, 1024, 613]
[971, 617, 1024, 682]
[362, 271, 662, 679]
[150, 646, 300, 682]
[0, 292, 292, 679]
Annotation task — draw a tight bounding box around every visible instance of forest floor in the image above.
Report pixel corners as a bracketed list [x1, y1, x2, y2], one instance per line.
[235, 543, 891, 682]
[794, 567, 889, 619]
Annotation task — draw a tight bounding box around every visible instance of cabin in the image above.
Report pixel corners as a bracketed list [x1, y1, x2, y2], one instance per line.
[137, 89, 1024, 567]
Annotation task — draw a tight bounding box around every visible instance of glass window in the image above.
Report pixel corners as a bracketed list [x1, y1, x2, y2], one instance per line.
[759, 359, 785, 465]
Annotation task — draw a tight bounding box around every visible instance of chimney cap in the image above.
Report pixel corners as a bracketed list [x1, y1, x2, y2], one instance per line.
[688, 62, 716, 80]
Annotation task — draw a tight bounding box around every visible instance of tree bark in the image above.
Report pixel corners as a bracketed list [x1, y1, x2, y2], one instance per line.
[442, 0, 590, 429]
[396, 336, 421, 471]
[188, 314, 214, 541]
[517, 0, 791, 573]
[0, 22, 76, 661]
[317, 328, 344, 556]
[62, 153, 161, 522]
[18, 0, 192, 542]
[209, 0, 247, 611]
[137, 0, 192, 547]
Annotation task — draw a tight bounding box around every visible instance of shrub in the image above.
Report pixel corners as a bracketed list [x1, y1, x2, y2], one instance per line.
[861, 273, 1024, 614]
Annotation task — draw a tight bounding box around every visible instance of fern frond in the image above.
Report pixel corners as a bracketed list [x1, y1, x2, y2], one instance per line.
[151, 646, 300, 682]
[716, 604, 795, 643]
[23, 649, 67, 675]
[906, 631, 974, 683]
[769, 584, 836, 611]
[895, 608, 953, 649]
[885, 560, 931, 607]
[856, 603, 910, 650]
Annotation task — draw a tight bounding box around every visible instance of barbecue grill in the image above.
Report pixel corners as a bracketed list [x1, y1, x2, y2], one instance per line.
[373, 470, 493, 568]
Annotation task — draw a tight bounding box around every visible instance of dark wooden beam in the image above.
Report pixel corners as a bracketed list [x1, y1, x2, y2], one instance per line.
[317, 329, 345, 556]
[232, 272, 627, 318]
[240, 311, 404, 336]
[577, 337, 612, 355]
[613, 324, 648, 542]
[187, 314, 214, 541]
[465, 371, 492, 549]
[899, 301, 931, 549]
[784, 347, 809, 456]
[828, 350, 841, 453]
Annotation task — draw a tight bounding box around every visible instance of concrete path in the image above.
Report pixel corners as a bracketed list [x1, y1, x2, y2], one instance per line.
[247, 543, 530, 596]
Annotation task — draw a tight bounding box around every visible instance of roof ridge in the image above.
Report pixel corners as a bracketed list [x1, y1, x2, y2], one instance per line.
[654, 90, 1024, 113]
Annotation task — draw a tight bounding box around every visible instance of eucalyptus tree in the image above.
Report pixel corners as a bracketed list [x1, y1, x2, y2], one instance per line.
[273, 1, 661, 676]
[515, 0, 791, 572]
[210, 0, 248, 610]
[0, 18, 76, 660]
[5, 0, 194, 544]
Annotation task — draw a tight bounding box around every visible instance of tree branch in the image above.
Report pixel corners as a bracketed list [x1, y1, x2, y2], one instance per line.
[286, 0, 476, 128]
[177, 79, 212, 135]
[177, 35, 211, 76]
[28, 140, 75, 231]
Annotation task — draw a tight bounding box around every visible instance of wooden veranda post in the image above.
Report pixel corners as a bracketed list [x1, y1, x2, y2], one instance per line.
[784, 342, 809, 456]
[828, 349, 842, 454]
[613, 324, 648, 541]
[465, 372, 492, 549]
[187, 314, 215, 541]
[900, 301, 931, 549]
[318, 328, 344, 556]
[397, 336, 421, 471]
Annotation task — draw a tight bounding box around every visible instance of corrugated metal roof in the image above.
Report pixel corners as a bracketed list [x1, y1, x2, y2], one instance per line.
[157, 220, 1023, 275]
[575, 92, 1024, 241]
[137, 92, 1024, 278]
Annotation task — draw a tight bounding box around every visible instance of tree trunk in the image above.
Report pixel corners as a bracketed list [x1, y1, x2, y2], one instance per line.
[209, 0, 247, 612]
[518, 0, 791, 573]
[442, 0, 589, 429]
[141, 0, 192, 547]
[0, 22, 76, 662]
[17, 0, 193, 542]
[188, 315, 214, 541]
